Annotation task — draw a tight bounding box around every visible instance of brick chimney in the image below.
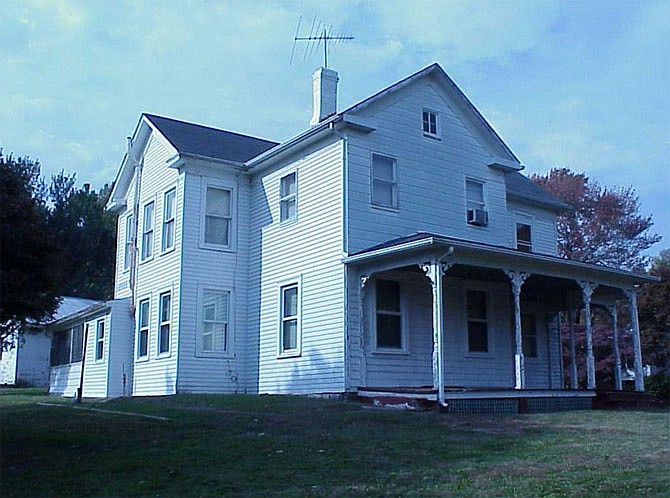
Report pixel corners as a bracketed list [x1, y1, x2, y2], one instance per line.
[310, 67, 339, 126]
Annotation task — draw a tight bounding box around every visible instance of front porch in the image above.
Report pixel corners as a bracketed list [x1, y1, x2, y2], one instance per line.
[356, 386, 595, 413]
[344, 233, 655, 412]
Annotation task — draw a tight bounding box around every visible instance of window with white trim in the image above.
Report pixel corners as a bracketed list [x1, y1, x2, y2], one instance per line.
[204, 186, 232, 248]
[279, 283, 300, 355]
[158, 292, 171, 355]
[465, 179, 488, 226]
[200, 289, 230, 354]
[422, 109, 438, 137]
[371, 154, 398, 208]
[375, 279, 404, 351]
[71, 324, 84, 363]
[95, 319, 105, 361]
[279, 172, 297, 222]
[141, 201, 155, 260]
[522, 313, 538, 358]
[516, 222, 532, 253]
[466, 290, 489, 353]
[162, 188, 176, 252]
[124, 214, 133, 270]
[137, 299, 149, 359]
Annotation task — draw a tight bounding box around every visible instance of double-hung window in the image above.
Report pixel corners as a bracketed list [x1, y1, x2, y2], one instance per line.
[95, 319, 105, 361]
[279, 172, 297, 222]
[158, 292, 171, 355]
[467, 290, 489, 353]
[201, 289, 230, 354]
[279, 283, 300, 355]
[141, 201, 155, 261]
[124, 214, 133, 270]
[522, 313, 538, 358]
[422, 109, 438, 137]
[516, 222, 532, 253]
[162, 189, 176, 252]
[371, 154, 398, 209]
[375, 279, 404, 351]
[465, 179, 488, 226]
[204, 186, 232, 248]
[137, 299, 150, 359]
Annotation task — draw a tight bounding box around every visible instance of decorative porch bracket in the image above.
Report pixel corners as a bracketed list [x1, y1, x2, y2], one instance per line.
[503, 270, 530, 390]
[606, 304, 623, 391]
[421, 260, 452, 406]
[624, 288, 645, 392]
[579, 281, 598, 389]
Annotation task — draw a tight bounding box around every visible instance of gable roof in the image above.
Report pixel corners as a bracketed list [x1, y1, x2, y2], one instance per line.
[144, 114, 277, 164]
[505, 172, 568, 211]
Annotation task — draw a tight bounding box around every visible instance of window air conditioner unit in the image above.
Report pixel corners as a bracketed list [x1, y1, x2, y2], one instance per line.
[467, 208, 488, 226]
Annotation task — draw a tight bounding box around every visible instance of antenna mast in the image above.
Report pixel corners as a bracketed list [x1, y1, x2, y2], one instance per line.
[290, 15, 354, 68]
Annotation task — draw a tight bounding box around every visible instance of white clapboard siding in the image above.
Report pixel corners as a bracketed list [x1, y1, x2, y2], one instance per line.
[82, 313, 111, 397]
[176, 168, 250, 394]
[346, 79, 511, 255]
[131, 133, 182, 396]
[249, 139, 345, 394]
[106, 299, 134, 397]
[442, 279, 514, 388]
[113, 173, 136, 299]
[507, 200, 558, 256]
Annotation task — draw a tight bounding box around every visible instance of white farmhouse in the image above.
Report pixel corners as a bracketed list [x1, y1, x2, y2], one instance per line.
[55, 63, 654, 412]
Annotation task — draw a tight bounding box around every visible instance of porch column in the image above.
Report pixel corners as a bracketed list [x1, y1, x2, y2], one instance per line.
[422, 260, 451, 406]
[504, 270, 529, 390]
[579, 281, 598, 389]
[625, 289, 645, 392]
[358, 275, 370, 388]
[567, 308, 579, 389]
[606, 304, 623, 391]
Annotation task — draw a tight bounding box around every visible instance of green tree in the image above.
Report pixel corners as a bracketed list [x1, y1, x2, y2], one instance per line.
[48, 172, 117, 300]
[532, 168, 660, 271]
[0, 152, 60, 349]
[638, 250, 670, 370]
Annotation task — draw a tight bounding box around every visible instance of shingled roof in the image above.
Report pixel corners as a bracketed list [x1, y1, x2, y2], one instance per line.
[144, 113, 278, 164]
[505, 172, 568, 211]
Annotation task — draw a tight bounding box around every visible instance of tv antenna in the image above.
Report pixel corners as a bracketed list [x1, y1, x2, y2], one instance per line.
[290, 15, 354, 68]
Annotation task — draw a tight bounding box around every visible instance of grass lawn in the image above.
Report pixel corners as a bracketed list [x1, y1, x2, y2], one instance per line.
[1, 389, 668, 497]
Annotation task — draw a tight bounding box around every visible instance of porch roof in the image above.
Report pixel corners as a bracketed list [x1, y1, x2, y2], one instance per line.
[343, 232, 657, 289]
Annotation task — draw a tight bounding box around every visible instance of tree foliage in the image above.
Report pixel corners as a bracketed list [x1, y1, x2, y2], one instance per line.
[1, 151, 117, 350]
[531, 168, 660, 271]
[638, 250, 670, 370]
[0, 153, 60, 348]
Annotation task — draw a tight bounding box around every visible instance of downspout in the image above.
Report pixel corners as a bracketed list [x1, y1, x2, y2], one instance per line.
[434, 246, 454, 409]
[336, 131, 350, 391]
[128, 137, 144, 313]
[76, 323, 89, 403]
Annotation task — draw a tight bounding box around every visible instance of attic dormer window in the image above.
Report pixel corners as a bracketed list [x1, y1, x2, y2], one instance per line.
[422, 109, 439, 138]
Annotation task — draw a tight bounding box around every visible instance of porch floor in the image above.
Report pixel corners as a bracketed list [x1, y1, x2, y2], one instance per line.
[356, 386, 596, 413]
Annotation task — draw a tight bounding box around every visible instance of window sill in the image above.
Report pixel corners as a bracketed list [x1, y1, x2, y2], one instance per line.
[372, 348, 410, 356]
[198, 243, 236, 253]
[464, 352, 496, 359]
[196, 351, 235, 359]
[139, 256, 154, 265]
[160, 246, 176, 257]
[423, 132, 441, 141]
[156, 352, 172, 360]
[465, 222, 489, 230]
[370, 204, 400, 213]
[136, 356, 150, 363]
[277, 350, 302, 359]
[279, 217, 298, 227]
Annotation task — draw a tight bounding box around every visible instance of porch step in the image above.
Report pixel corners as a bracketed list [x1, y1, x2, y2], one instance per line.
[593, 390, 665, 410]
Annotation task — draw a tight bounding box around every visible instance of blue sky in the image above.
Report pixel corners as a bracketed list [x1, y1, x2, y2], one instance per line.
[2, 0, 668, 255]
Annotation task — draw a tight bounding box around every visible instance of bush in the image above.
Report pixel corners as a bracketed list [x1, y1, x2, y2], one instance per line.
[645, 372, 670, 405]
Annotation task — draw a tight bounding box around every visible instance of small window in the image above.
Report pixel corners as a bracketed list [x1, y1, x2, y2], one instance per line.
[158, 292, 171, 355]
[422, 109, 438, 137]
[467, 290, 488, 353]
[204, 187, 232, 247]
[279, 283, 300, 355]
[516, 222, 532, 252]
[141, 201, 155, 261]
[466, 179, 487, 226]
[375, 279, 404, 350]
[279, 172, 297, 222]
[522, 313, 538, 358]
[371, 154, 398, 209]
[137, 299, 150, 359]
[71, 324, 84, 363]
[95, 319, 105, 361]
[162, 189, 176, 252]
[201, 289, 230, 354]
[124, 214, 134, 270]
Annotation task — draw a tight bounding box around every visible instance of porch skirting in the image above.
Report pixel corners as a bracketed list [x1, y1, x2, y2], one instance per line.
[356, 387, 595, 413]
